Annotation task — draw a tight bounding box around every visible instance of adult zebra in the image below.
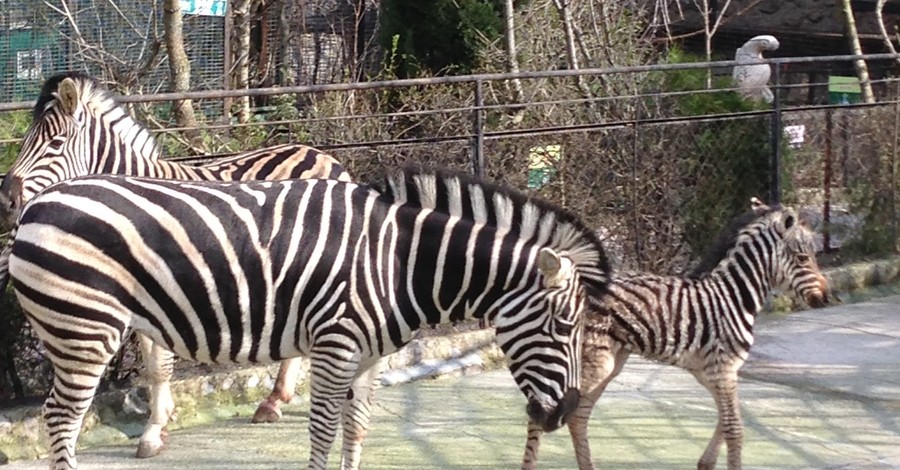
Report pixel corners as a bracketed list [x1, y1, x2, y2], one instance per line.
[0, 72, 348, 459]
[521, 199, 832, 470]
[8, 166, 610, 469]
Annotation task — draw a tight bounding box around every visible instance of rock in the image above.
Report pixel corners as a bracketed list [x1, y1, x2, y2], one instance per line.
[122, 388, 149, 417]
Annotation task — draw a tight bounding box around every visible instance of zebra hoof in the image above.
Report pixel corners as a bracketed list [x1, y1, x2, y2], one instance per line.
[135, 428, 168, 458]
[135, 440, 165, 459]
[251, 401, 283, 423]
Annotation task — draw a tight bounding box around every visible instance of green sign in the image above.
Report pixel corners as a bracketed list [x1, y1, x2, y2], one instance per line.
[828, 76, 861, 105]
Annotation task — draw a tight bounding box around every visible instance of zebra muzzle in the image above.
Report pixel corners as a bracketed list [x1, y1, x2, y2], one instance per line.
[526, 387, 580, 433]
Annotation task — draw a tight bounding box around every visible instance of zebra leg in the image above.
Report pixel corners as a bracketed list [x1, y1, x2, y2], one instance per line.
[568, 344, 630, 470]
[520, 421, 544, 470]
[307, 349, 362, 470]
[37, 328, 122, 469]
[339, 357, 387, 469]
[252, 357, 304, 423]
[693, 369, 743, 470]
[136, 334, 176, 458]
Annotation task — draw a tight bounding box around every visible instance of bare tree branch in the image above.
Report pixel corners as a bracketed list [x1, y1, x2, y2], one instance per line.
[875, 0, 900, 67]
[841, 0, 876, 103]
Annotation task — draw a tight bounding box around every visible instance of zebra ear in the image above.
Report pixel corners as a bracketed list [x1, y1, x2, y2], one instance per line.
[56, 78, 80, 116]
[538, 247, 573, 288]
[783, 212, 796, 230]
[749, 196, 768, 212]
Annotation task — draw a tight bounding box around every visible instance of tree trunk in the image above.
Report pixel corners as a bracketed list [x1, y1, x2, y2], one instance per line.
[503, 0, 525, 105]
[163, 0, 204, 150]
[232, 0, 254, 123]
[551, 0, 591, 99]
[841, 0, 876, 103]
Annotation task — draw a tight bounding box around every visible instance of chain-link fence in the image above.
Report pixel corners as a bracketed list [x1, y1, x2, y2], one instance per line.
[0, 54, 898, 403]
[0, 0, 379, 100]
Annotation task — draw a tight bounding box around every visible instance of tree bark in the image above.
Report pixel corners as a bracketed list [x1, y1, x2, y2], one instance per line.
[841, 0, 876, 103]
[163, 0, 204, 149]
[503, 0, 525, 105]
[232, 0, 254, 123]
[551, 0, 591, 99]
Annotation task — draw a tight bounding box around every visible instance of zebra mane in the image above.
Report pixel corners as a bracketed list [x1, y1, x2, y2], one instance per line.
[380, 164, 611, 286]
[687, 205, 782, 279]
[33, 72, 161, 158]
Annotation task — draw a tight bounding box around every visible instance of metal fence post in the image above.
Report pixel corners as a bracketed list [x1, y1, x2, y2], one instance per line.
[472, 79, 485, 177]
[769, 64, 782, 205]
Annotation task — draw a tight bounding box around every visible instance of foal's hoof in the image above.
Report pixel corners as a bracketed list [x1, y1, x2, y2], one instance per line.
[251, 401, 283, 423]
[136, 440, 165, 459]
[135, 429, 168, 458]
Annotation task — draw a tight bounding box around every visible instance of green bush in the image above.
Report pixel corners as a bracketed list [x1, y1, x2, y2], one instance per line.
[0, 111, 30, 173]
[379, 0, 504, 77]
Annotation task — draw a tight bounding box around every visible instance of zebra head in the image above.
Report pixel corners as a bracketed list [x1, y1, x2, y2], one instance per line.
[383, 166, 611, 433]
[0, 72, 158, 217]
[491, 246, 589, 432]
[772, 208, 832, 308]
[689, 200, 833, 310]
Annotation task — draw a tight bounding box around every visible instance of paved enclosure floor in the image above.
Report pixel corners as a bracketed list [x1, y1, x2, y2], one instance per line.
[8, 296, 900, 469]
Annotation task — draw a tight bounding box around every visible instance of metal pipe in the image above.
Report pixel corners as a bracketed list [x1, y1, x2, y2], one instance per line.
[0, 53, 897, 112]
[472, 79, 485, 177]
[770, 64, 782, 205]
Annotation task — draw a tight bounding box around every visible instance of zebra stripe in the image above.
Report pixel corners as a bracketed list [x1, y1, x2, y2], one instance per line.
[10, 167, 610, 470]
[0, 71, 350, 460]
[521, 201, 831, 470]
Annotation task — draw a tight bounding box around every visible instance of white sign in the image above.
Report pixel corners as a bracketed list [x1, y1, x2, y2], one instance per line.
[181, 0, 227, 16]
[16, 48, 49, 80]
[784, 124, 805, 149]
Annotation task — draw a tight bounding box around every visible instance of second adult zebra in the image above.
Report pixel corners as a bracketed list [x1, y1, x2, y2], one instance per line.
[0, 71, 349, 459]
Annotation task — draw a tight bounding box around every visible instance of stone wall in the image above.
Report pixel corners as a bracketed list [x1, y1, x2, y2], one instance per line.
[666, 0, 898, 37]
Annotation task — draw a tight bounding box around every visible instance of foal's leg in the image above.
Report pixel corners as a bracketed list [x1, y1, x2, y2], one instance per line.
[252, 357, 305, 423]
[692, 368, 743, 470]
[520, 334, 629, 470]
[136, 334, 176, 458]
[568, 343, 630, 470]
[521, 420, 545, 470]
[340, 358, 387, 470]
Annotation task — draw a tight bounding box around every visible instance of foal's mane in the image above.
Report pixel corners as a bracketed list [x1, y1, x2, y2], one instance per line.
[687, 205, 781, 279]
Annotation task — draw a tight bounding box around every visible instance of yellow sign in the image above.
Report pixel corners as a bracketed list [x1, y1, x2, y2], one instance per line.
[527, 145, 561, 189]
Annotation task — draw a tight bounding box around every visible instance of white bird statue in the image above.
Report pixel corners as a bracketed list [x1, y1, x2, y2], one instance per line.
[732, 35, 780, 103]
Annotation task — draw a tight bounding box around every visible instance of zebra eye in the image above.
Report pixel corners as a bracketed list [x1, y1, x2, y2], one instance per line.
[47, 137, 66, 152]
[554, 319, 574, 337]
[796, 254, 811, 263]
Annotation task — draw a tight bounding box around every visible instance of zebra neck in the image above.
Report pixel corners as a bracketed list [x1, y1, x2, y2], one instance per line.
[391, 211, 530, 331]
[704, 250, 774, 317]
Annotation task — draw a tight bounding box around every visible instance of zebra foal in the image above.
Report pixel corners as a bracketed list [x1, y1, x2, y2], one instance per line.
[9, 166, 610, 469]
[521, 199, 832, 470]
[0, 71, 349, 458]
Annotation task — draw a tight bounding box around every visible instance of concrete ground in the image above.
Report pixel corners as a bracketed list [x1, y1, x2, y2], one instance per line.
[8, 295, 900, 469]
